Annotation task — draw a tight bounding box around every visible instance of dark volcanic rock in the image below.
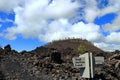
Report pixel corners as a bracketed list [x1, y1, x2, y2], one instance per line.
[4, 44, 11, 52]
[0, 71, 5, 80]
[51, 51, 63, 64]
[0, 39, 120, 80]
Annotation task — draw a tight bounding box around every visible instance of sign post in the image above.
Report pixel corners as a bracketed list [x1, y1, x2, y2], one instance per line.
[72, 52, 104, 79]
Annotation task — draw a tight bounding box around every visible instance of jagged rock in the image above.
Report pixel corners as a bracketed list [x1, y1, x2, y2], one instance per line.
[115, 50, 120, 53]
[109, 54, 120, 60]
[115, 60, 120, 69]
[0, 47, 3, 53]
[20, 50, 27, 55]
[4, 44, 11, 52]
[51, 51, 63, 64]
[0, 71, 5, 80]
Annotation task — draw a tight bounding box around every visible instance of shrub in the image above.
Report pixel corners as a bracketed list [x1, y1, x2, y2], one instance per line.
[77, 45, 87, 54]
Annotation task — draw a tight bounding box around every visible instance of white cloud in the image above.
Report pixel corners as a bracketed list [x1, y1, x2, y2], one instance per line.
[45, 0, 80, 18]
[83, 0, 99, 22]
[106, 32, 120, 43]
[94, 42, 120, 52]
[83, 0, 120, 23]
[84, 8, 99, 22]
[46, 20, 102, 42]
[82, 0, 120, 51]
[4, 0, 81, 40]
[104, 14, 120, 32]
[4, 27, 17, 40]
[100, 0, 120, 32]
[21, 0, 80, 21]
[0, 0, 24, 12]
[69, 22, 102, 42]
[5, 17, 101, 42]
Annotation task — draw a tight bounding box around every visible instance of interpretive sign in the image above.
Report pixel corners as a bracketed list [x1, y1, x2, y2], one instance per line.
[72, 52, 104, 79]
[72, 57, 85, 68]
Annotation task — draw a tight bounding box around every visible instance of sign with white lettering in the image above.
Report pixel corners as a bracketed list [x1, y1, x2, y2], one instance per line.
[72, 57, 85, 68]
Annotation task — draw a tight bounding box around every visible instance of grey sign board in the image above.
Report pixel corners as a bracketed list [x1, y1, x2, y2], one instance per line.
[95, 57, 104, 65]
[72, 57, 85, 68]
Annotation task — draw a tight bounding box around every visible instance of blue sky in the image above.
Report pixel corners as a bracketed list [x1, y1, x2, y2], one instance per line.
[0, 0, 120, 52]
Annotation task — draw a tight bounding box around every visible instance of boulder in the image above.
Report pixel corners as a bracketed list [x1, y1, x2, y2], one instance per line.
[4, 44, 11, 52]
[51, 51, 63, 64]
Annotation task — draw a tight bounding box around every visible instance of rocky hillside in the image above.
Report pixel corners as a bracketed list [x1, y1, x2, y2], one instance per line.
[32, 39, 104, 63]
[0, 39, 120, 80]
[44, 39, 103, 54]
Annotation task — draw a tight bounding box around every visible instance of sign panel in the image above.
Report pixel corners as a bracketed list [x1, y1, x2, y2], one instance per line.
[95, 57, 104, 65]
[79, 52, 95, 78]
[79, 53, 91, 78]
[72, 57, 85, 68]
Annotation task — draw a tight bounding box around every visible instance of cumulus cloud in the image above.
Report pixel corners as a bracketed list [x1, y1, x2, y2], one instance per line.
[104, 14, 120, 32]
[20, 0, 80, 21]
[101, 0, 120, 32]
[0, 0, 24, 12]
[82, 0, 120, 51]
[83, 0, 99, 22]
[5, 17, 101, 42]
[83, 0, 120, 23]
[3, 0, 81, 41]
[95, 32, 120, 51]
[105, 32, 120, 43]
[69, 22, 102, 42]
[4, 27, 17, 40]
[94, 42, 120, 52]
[45, 0, 80, 18]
